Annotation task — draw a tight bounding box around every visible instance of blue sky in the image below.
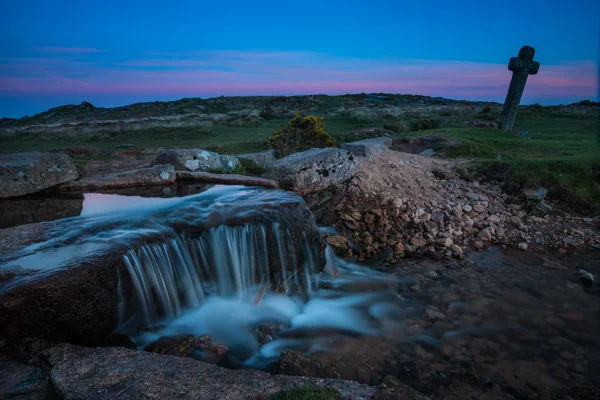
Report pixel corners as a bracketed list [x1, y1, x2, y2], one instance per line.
[1, 0, 598, 117]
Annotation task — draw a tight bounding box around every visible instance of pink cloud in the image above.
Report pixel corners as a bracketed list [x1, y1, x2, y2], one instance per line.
[0, 50, 597, 103]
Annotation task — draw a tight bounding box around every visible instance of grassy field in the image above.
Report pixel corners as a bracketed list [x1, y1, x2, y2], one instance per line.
[1, 96, 598, 212]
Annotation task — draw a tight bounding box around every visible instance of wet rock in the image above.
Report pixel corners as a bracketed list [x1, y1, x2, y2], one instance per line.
[341, 137, 391, 160]
[278, 350, 341, 379]
[176, 171, 279, 189]
[577, 269, 594, 289]
[424, 270, 438, 279]
[152, 148, 239, 172]
[56, 164, 175, 191]
[518, 242, 529, 251]
[473, 240, 485, 249]
[144, 335, 196, 357]
[190, 336, 229, 364]
[0, 361, 50, 399]
[437, 238, 453, 248]
[0, 152, 78, 198]
[43, 344, 376, 400]
[326, 235, 349, 255]
[263, 148, 360, 195]
[237, 149, 276, 169]
[374, 375, 430, 400]
[477, 227, 494, 242]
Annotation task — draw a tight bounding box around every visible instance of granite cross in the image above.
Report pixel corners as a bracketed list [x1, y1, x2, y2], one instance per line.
[498, 46, 540, 132]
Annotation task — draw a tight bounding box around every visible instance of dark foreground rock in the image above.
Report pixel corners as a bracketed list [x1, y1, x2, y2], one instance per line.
[152, 148, 239, 172]
[56, 164, 175, 191]
[263, 148, 360, 195]
[0, 152, 78, 198]
[43, 343, 378, 400]
[0, 361, 51, 399]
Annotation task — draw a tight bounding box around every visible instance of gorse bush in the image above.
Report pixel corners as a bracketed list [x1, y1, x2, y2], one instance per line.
[267, 113, 336, 157]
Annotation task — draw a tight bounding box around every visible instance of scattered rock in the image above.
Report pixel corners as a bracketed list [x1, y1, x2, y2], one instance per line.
[326, 235, 349, 255]
[437, 238, 453, 248]
[518, 242, 528, 251]
[477, 227, 494, 242]
[152, 148, 239, 172]
[577, 269, 594, 289]
[0, 152, 78, 198]
[424, 270, 438, 279]
[237, 149, 276, 169]
[144, 335, 196, 357]
[525, 187, 547, 201]
[340, 137, 391, 160]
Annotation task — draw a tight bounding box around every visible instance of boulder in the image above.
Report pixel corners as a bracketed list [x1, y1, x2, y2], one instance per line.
[263, 148, 360, 195]
[0, 152, 78, 198]
[56, 164, 175, 191]
[43, 344, 377, 400]
[151, 149, 239, 172]
[341, 138, 391, 161]
[0, 361, 50, 399]
[238, 149, 276, 169]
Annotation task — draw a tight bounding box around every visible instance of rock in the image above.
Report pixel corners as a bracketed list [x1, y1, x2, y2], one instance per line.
[525, 187, 547, 201]
[488, 215, 501, 224]
[424, 270, 438, 279]
[190, 336, 229, 364]
[477, 227, 494, 241]
[0, 361, 50, 399]
[563, 236, 579, 246]
[451, 244, 463, 255]
[375, 375, 430, 400]
[425, 309, 446, 321]
[340, 137, 391, 160]
[237, 149, 276, 169]
[537, 200, 553, 212]
[437, 238, 453, 248]
[462, 204, 472, 213]
[452, 206, 463, 219]
[577, 269, 594, 288]
[263, 148, 360, 195]
[419, 148, 435, 157]
[518, 242, 528, 251]
[473, 240, 485, 249]
[0, 152, 78, 198]
[152, 148, 239, 172]
[472, 202, 487, 213]
[278, 350, 341, 379]
[56, 164, 175, 191]
[176, 171, 279, 189]
[409, 236, 427, 248]
[144, 335, 196, 357]
[431, 211, 445, 226]
[326, 235, 349, 255]
[42, 344, 376, 400]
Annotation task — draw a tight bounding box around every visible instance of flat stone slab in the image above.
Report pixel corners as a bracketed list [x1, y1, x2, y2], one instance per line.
[55, 164, 175, 191]
[152, 149, 239, 172]
[43, 343, 377, 400]
[176, 170, 279, 189]
[263, 148, 360, 196]
[340, 137, 391, 160]
[0, 152, 78, 198]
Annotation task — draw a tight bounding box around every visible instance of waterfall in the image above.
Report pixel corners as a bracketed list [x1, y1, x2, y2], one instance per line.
[122, 222, 321, 328]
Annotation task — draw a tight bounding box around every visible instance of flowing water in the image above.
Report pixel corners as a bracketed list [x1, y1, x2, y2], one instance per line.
[1, 184, 598, 398]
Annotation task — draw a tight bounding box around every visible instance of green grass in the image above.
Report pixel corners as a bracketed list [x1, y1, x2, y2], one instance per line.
[398, 112, 600, 213]
[270, 386, 342, 400]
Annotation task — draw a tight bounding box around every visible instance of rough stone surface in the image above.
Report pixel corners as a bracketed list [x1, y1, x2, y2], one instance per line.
[176, 170, 279, 189]
[43, 344, 377, 400]
[263, 148, 359, 195]
[237, 149, 276, 169]
[278, 350, 342, 379]
[56, 164, 175, 191]
[152, 148, 239, 172]
[341, 137, 391, 161]
[0, 361, 50, 399]
[0, 152, 78, 198]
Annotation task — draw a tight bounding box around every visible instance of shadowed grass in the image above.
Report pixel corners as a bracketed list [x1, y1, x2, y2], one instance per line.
[270, 386, 342, 400]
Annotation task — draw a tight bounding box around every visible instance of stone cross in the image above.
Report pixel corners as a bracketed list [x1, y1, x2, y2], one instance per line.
[498, 46, 540, 132]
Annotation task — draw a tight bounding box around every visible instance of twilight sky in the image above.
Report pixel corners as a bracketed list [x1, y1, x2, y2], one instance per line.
[1, 0, 599, 118]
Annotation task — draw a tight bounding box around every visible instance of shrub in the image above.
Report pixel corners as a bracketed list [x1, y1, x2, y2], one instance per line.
[259, 106, 276, 120]
[383, 121, 410, 133]
[410, 119, 441, 131]
[267, 113, 336, 157]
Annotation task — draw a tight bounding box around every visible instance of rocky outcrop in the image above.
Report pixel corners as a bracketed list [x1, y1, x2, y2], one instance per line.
[151, 148, 239, 172]
[341, 137, 391, 160]
[43, 343, 378, 400]
[0, 361, 51, 399]
[56, 164, 175, 191]
[238, 149, 276, 169]
[176, 170, 279, 189]
[0, 152, 78, 198]
[262, 148, 360, 195]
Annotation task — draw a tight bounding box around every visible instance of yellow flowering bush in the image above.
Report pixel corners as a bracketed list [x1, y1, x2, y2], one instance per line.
[267, 113, 337, 157]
